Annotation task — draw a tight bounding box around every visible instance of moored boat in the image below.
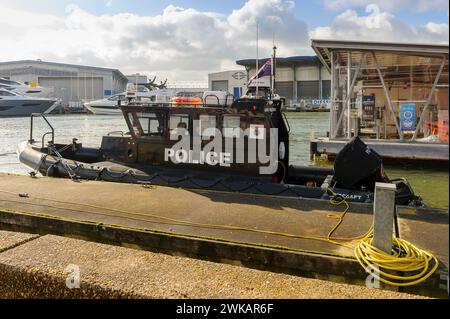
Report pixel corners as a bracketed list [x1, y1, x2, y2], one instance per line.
[17, 92, 423, 206]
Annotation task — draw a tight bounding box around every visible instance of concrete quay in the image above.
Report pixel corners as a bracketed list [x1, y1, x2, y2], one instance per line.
[0, 173, 448, 298]
[0, 230, 427, 299]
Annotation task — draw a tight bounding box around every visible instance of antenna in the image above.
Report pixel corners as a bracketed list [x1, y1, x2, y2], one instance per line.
[256, 21, 259, 97]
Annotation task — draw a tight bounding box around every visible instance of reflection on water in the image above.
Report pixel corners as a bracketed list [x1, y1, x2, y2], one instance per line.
[0, 113, 448, 208]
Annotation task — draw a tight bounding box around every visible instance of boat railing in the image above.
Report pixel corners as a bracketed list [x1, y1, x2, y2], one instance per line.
[29, 113, 54, 148]
[202, 93, 235, 107]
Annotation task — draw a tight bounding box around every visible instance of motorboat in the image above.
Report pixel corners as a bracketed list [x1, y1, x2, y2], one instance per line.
[17, 91, 423, 207]
[84, 93, 127, 115]
[0, 88, 57, 117]
[84, 87, 175, 115]
[0, 77, 55, 99]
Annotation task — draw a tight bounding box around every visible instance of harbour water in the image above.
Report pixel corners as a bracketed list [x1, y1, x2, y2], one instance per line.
[0, 112, 448, 208]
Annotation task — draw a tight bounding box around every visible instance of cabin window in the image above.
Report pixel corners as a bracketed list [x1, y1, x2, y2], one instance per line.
[127, 112, 143, 137]
[199, 114, 216, 137]
[248, 117, 267, 139]
[169, 114, 190, 130]
[223, 115, 242, 138]
[108, 95, 126, 101]
[139, 113, 165, 136]
[169, 114, 190, 139]
[0, 91, 15, 97]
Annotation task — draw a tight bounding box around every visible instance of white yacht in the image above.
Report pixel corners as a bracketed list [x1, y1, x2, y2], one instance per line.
[0, 89, 57, 117]
[84, 88, 175, 115]
[0, 78, 55, 98]
[84, 93, 127, 115]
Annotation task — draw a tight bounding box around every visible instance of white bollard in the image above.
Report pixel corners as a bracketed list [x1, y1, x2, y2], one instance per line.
[373, 182, 397, 254]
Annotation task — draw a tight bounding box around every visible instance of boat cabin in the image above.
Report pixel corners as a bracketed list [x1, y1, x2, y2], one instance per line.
[100, 97, 290, 180]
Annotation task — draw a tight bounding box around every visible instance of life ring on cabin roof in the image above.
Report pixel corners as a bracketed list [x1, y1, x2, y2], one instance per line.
[171, 96, 202, 107]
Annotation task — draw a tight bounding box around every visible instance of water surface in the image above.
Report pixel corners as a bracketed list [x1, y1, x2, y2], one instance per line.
[0, 113, 447, 208]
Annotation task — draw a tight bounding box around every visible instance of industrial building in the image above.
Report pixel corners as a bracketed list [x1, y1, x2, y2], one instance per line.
[0, 60, 129, 106]
[208, 70, 248, 98]
[207, 56, 331, 104]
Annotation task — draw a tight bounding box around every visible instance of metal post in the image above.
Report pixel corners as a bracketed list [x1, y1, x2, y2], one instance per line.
[330, 50, 335, 137]
[333, 53, 367, 138]
[293, 65, 297, 103]
[373, 182, 397, 254]
[412, 57, 446, 141]
[319, 63, 322, 100]
[372, 52, 403, 140]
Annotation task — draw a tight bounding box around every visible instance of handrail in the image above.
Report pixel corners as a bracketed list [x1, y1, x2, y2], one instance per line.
[203, 94, 220, 107]
[29, 113, 54, 148]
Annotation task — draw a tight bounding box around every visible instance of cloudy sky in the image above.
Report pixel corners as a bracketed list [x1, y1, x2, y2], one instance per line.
[0, 0, 448, 82]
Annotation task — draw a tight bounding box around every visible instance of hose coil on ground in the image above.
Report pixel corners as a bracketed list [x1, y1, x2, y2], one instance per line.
[355, 232, 439, 287]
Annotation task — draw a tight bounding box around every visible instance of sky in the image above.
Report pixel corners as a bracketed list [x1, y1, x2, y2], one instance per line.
[0, 0, 448, 82]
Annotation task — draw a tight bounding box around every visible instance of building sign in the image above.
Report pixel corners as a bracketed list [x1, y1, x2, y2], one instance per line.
[362, 95, 375, 121]
[232, 71, 246, 80]
[311, 99, 331, 105]
[247, 77, 270, 88]
[401, 103, 416, 131]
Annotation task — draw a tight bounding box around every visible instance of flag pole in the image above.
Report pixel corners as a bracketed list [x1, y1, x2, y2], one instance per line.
[272, 44, 276, 95]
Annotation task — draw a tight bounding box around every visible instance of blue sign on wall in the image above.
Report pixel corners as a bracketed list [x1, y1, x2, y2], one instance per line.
[401, 104, 415, 131]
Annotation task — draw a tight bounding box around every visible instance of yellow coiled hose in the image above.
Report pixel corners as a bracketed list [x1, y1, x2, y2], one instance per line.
[354, 230, 439, 287]
[326, 187, 439, 287]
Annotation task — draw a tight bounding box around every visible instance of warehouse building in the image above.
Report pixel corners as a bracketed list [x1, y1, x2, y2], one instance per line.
[0, 60, 128, 106]
[208, 70, 248, 98]
[207, 56, 331, 105]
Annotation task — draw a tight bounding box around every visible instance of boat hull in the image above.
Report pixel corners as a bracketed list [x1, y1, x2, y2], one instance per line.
[0, 99, 56, 117]
[17, 140, 420, 206]
[84, 104, 122, 115]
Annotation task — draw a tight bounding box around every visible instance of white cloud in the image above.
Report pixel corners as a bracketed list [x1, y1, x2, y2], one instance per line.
[323, 0, 449, 12]
[0, 1, 310, 81]
[310, 6, 449, 44]
[0, 1, 447, 82]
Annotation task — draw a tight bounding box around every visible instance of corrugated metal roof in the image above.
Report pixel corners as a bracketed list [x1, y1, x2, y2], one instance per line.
[311, 39, 449, 72]
[236, 56, 320, 68]
[0, 59, 128, 81]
